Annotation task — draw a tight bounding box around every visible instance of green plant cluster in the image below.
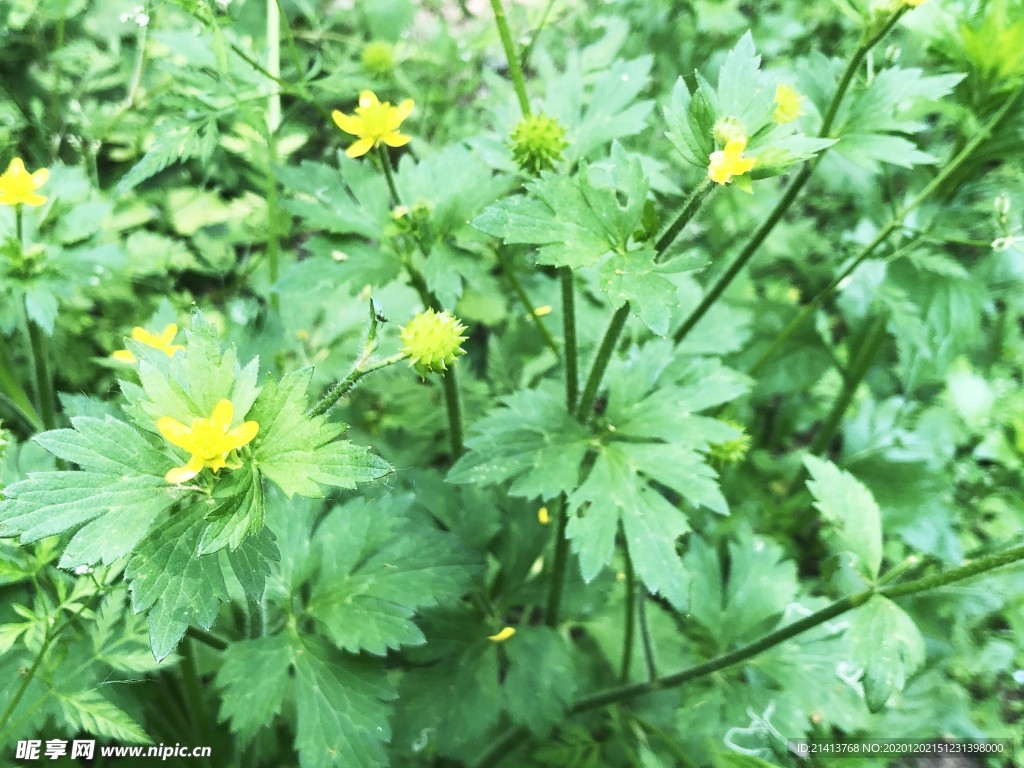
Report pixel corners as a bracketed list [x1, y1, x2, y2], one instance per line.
[0, 0, 1023, 766]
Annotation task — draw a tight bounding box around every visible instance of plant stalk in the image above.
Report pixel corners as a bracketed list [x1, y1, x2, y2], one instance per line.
[489, 0, 532, 116]
[560, 268, 578, 409]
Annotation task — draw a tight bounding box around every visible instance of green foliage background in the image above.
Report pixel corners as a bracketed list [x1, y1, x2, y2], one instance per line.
[0, 0, 1023, 766]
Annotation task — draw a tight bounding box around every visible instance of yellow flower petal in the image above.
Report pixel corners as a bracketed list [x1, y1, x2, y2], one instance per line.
[332, 109, 362, 136]
[487, 626, 516, 642]
[31, 168, 49, 186]
[0, 157, 50, 207]
[165, 454, 205, 484]
[358, 90, 380, 109]
[224, 420, 259, 451]
[211, 399, 234, 430]
[111, 349, 137, 364]
[394, 99, 414, 122]
[346, 137, 376, 158]
[157, 417, 193, 449]
[538, 506, 551, 525]
[382, 132, 411, 148]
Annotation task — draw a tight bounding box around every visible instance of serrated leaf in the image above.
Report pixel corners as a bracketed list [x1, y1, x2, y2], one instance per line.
[597, 248, 678, 336]
[216, 634, 293, 745]
[448, 388, 590, 499]
[278, 159, 388, 238]
[804, 456, 883, 581]
[56, 690, 149, 744]
[568, 445, 690, 608]
[25, 287, 58, 335]
[293, 634, 394, 768]
[307, 498, 481, 655]
[125, 505, 229, 660]
[198, 464, 264, 554]
[503, 627, 577, 735]
[472, 145, 648, 269]
[226, 525, 278, 601]
[849, 595, 925, 712]
[249, 369, 391, 497]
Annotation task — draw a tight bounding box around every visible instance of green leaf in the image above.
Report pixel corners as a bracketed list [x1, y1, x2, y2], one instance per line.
[472, 144, 648, 269]
[125, 505, 229, 660]
[293, 634, 394, 768]
[56, 690, 149, 744]
[25, 286, 58, 335]
[198, 464, 264, 554]
[215, 634, 293, 745]
[568, 445, 691, 608]
[597, 248, 678, 336]
[226, 525, 278, 601]
[684, 529, 799, 651]
[448, 388, 590, 499]
[849, 595, 926, 712]
[307, 498, 481, 655]
[503, 627, 577, 735]
[804, 456, 883, 581]
[278, 159, 388, 239]
[249, 369, 391, 497]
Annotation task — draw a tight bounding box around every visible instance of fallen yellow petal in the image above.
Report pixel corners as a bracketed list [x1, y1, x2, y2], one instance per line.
[487, 626, 516, 642]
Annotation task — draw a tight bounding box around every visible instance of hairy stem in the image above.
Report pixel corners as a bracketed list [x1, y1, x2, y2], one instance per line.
[497, 251, 559, 355]
[654, 179, 715, 260]
[671, 10, 906, 347]
[489, 0, 531, 116]
[474, 539, 1024, 767]
[309, 353, 406, 418]
[561, 269, 578, 409]
[544, 494, 570, 627]
[749, 82, 1024, 374]
[575, 303, 630, 422]
[620, 537, 636, 682]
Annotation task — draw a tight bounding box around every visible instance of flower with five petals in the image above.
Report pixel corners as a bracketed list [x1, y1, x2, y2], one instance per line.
[707, 137, 757, 186]
[332, 90, 414, 158]
[157, 399, 259, 484]
[0, 158, 49, 207]
[112, 324, 186, 364]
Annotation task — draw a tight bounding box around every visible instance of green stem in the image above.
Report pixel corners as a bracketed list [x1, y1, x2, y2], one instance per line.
[180, 638, 213, 766]
[653, 179, 715, 260]
[748, 81, 1024, 374]
[21, 220, 55, 431]
[544, 494, 569, 627]
[620, 536, 636, 682]
[671, 11, 905, 347]
[474, 539, 1024, 767]
[309, 353, 406, 418]
[266, 131, 281, 312]
[560, 268, 578, 410]
[520, 0, 557, 71]
[124, 12, 149, 107]
[489, 0, 531, 117]
[442, 366, 465, 459]
[497, 251, 559, 356]
[575, 303, 630, 422]
[374, 145, 466, 460]
[0, 329, 43, 434]
[807, 313, 887, 457]
[378, 144, 402, 206]
[185, 626, 228, 651]
[266, 0, 281, 133]
[637, 588, 657, 681]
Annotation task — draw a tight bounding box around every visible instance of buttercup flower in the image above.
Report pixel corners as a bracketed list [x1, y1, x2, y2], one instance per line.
[112, 324, 186, 364]
[400, 308, 468, 378]
[707, 137, 757, 186]
[773, 83, 803, 124]
[0, 158, 50, 207]
[157, 399, 259, 484]
[332, 90, 414, 158]
[510, 113, 569, 174]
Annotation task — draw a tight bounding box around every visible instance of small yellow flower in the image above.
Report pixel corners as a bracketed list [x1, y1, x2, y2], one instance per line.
[0, 158, 49, 207]
[400, 308, 468, 378]
[157, 399, 259, 484]
[773, 83, 803, 124]
[112, 324, 185, 364]
[332, 90, 414, 158]
[487, 626, 516, 643]
[707, 137, 757, 186]
[538, 506, 550, 525]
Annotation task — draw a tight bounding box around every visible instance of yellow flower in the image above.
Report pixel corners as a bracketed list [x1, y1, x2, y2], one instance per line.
[537, 506, 551, 525]
[332, 90, 414, 158]
[773, 83, 803, 124]
[400, 308, 468, 377]
[157, 399, 259, 484]
[0, 158, 49, 207]
[112, 324, 185, 364]
[707, 137, 757, 186]
[487, 626, 516, 642]
[903, 0, 927, 5]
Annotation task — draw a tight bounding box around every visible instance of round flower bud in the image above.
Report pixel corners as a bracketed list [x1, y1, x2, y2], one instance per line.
[400, 308, 468, 377]
[361, 41, 396, 76]
[709, 421, 751, 466]
[510, 113, 569, 174]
